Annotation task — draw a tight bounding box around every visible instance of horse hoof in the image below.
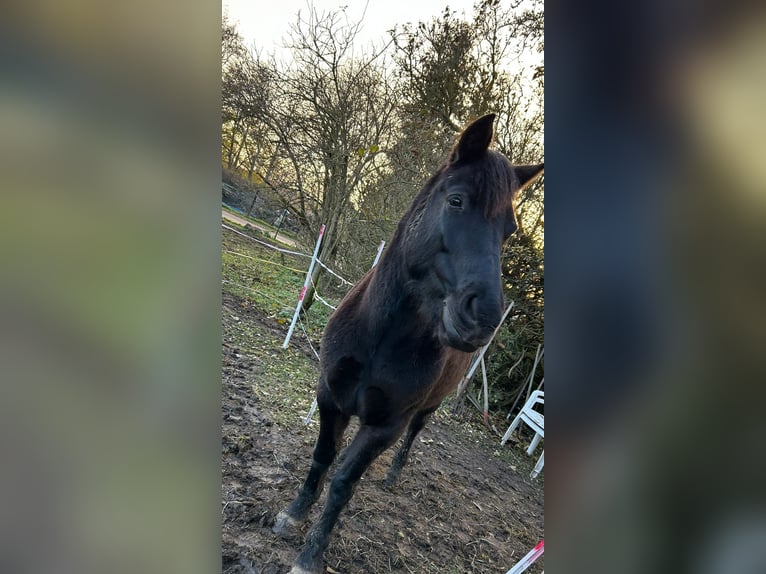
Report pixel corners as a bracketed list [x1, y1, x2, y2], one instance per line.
[272, 511, 300, 538]
[289, 566, 319, 574]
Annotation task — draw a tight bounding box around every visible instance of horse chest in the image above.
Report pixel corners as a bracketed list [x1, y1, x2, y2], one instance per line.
[369, 346, 442, 391]
[323, 338, 445, 419]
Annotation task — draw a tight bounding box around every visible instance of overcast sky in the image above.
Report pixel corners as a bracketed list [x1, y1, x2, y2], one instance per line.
[223, 0, 478, 56]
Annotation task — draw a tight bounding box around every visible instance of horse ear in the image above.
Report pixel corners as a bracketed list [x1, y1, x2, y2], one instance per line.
[450, 114, 496, 164]
[515, 163, 544, 191]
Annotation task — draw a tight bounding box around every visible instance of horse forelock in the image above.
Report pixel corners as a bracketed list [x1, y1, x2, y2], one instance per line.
[424, 151, 518, 220]
[475, 150, 518, 219]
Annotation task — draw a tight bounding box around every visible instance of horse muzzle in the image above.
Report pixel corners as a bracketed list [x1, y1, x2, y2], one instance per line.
[439, 294, 498, 352]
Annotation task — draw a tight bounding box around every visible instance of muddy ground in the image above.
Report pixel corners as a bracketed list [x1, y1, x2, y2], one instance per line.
[222, 292, 544, 573]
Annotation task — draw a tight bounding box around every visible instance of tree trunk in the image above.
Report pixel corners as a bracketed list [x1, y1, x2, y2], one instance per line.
[246, 187, 260, 218]
[225, 121, 238, 170]
[301, 261, 323, 314]
[246, 153, 279, 218]
[246, 148, 258, 181]
[231, 123, 250, 170]
[302, 212, 341, 313]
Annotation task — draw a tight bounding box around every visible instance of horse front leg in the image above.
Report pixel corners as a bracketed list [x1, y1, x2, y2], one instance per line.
[274, 393, 349, 538]
[290, 421, 406, 574]
[384, 407, 436, 486]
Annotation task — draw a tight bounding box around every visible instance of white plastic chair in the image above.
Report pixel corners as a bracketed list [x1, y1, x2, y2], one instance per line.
[501, 390, 544, 478]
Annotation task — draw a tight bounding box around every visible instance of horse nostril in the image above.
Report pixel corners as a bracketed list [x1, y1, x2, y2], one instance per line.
[461, 292, 479, 322]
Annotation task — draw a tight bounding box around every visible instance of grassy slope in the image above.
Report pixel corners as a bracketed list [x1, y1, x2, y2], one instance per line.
[222, 221, 336, 427]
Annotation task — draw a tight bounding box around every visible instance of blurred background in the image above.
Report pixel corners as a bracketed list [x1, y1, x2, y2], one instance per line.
[546, 0, 766, 572]
[0, 2, 221, 573]
[1, 0, 765, 573]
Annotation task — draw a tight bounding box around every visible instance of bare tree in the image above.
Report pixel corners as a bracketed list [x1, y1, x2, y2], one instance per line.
[222, 15, 247, 72]
[250, 6, 399, 308]
[222, 20, 269, 174]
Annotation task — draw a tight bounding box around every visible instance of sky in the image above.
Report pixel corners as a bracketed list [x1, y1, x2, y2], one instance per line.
[223, 0, 478, 56]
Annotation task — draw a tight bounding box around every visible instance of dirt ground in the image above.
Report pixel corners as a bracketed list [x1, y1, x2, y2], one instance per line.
[222, 293, 544, 574]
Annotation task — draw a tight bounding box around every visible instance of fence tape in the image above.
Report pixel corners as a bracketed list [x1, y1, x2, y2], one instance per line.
[222, 223, 310, 258]
[221, 279, 282, 306]
[316, 258, 353, 286]
[223, 250, 307, 275]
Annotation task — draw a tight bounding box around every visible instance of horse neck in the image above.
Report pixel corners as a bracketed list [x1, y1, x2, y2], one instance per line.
[365, 238, 406, 310]
[360, 174, 443, 334]
[362, 227, 432, 339]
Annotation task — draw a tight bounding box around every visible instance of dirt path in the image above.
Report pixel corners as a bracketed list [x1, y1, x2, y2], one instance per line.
[222, 210, 300, 249]
[222, 293, 544, 574]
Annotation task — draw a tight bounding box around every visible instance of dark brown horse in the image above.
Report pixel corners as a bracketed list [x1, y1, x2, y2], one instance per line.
[273, 114, 543, 574]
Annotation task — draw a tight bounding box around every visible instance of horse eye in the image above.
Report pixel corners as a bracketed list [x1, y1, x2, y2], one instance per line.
[448, 196, 463, 208]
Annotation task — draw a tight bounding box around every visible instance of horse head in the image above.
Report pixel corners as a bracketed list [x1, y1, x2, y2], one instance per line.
[403, 114, 543, 352]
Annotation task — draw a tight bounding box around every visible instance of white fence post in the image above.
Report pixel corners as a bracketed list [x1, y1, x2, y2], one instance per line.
[481, 356, 489, 426]
[303, 399, 318, 426]
[371, 240, 385, 268]
[505, 540, 544, 574]
[282, 224, 325, 350]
